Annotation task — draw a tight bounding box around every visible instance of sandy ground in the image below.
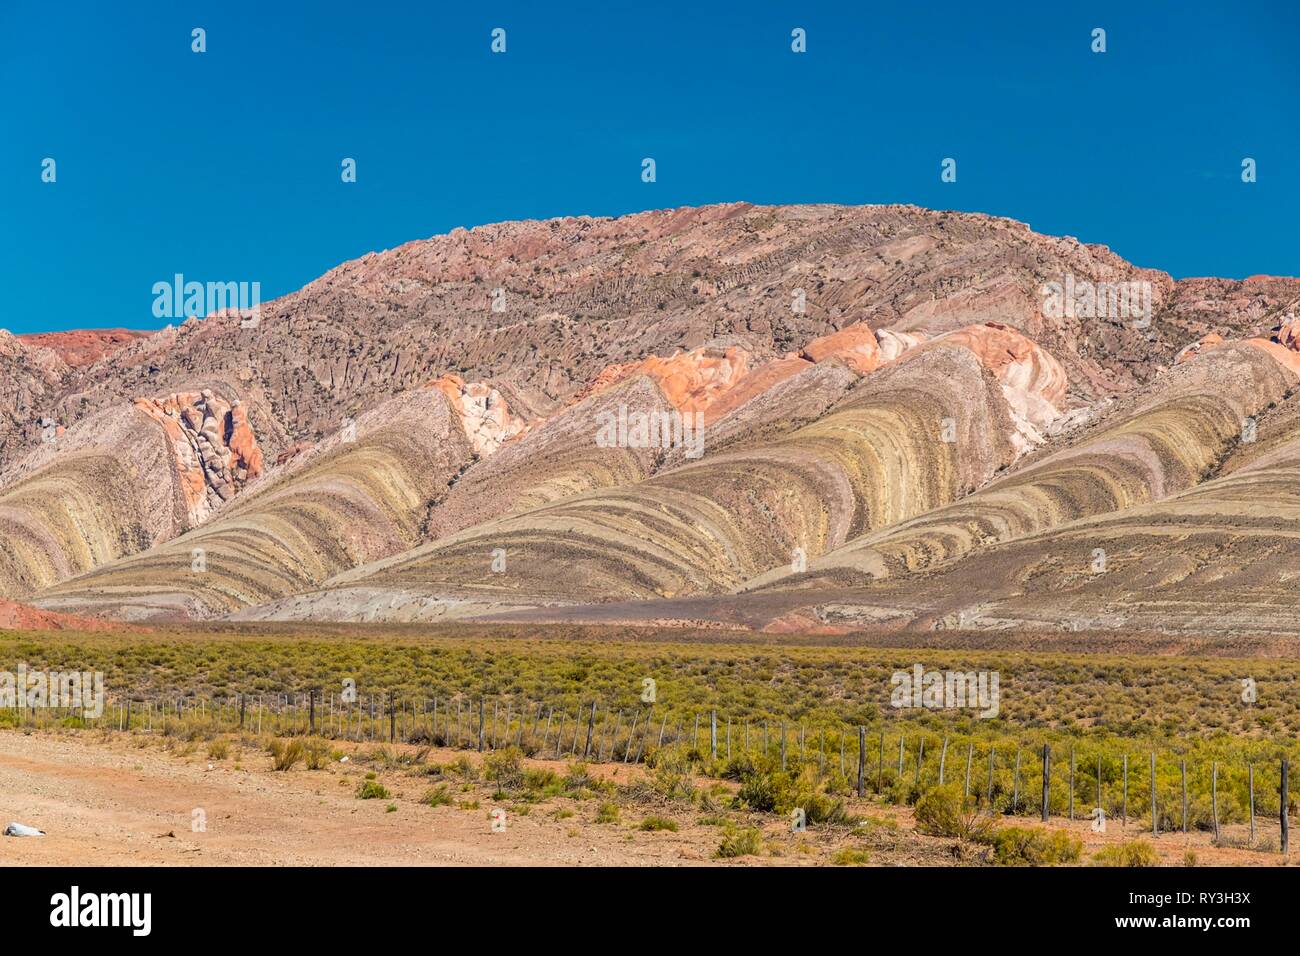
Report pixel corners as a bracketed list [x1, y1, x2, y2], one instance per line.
[0, 730, 1287, 867]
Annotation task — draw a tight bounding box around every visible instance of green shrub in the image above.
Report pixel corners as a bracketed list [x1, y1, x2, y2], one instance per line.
[914, 784, 994, 841]
[989, 826, 1082, 866]
[715, 826, 764, 859]
[638, 815, 679, 832]
[737, 768, 781, 812]
[648, 749, 696, 802]
[268, 739, 304, 771]
[356, 779, 391, 800]
[303, 738, 333, 770]
[421, 784, 453, 807]
[831, 846, 871, 866]
[736, 766, 846, 823]
[562, 762, 595, 791]
[595, 801, 620, 824]
[522, 767, 561, 795]
[1092, 840, 1159, 867]
[483, 747, 525, 792]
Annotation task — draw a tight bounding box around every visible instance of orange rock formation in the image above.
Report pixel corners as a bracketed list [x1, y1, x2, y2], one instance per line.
[133, 390, 264, 526]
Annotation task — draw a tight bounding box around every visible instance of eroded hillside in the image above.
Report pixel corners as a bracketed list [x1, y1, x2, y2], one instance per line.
[5, 202, 1300, 634]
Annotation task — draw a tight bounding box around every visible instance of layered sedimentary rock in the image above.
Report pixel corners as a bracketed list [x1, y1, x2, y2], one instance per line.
[429, 375, 527, 456]
[422, 375, 674, 541]
[907, 323, 1067, 453]
[0, 404, 186, 598]
[749, 342, 1293, 590]
[35, 388, 473, 620]
[892, 416, 1300, 635]
[800, 323, 882, 374]
[236, 343, 1020, 622]
[14, 203, 1299, 473]
[9, 203, 1300, 635]
[133, 390, 265, 525]
[577, 346, 751, 416]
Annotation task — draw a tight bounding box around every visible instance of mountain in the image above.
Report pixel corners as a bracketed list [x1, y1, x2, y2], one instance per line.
[4, 202, 1300, 636]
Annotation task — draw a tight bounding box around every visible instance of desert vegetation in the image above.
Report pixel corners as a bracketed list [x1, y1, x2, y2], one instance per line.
[1, 624, 1294, 860]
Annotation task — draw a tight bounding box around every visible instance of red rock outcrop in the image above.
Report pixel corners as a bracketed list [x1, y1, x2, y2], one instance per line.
[17, 329, 152, 368]
[800, 323, 882, 374]
[700, 355, 814, 424]
[429, 375, 527, 456]
[1275, 314, 1300, 351]
[577, 346, 751, 414]
[133, 389, 265, 526]
[1175, 331, 1300, 379]
[0, 599, 124, 632]
[1243, 339, 1300, 378]
[1175, 333, 1226, 364]
[907, 323, 1067, 454]
[876, 329, 927, 363]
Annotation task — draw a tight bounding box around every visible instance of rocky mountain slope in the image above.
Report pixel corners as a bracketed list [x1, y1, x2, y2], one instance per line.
[5, 202, 1300, 635]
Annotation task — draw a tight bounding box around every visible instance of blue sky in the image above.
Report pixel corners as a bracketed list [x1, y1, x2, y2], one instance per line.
[2, 0, 1297, 334]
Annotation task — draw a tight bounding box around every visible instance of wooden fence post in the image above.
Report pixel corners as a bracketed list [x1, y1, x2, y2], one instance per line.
[1181, 759, 1188, 834]
[939, 736, 949, 786]
[857, 727, 866, 797]
[1281, 758, 1289, 856]
[1013, 748, 1022, 813]
[1122, 754, 1128, 825]
[1212, 760, 1220, 840]
[1041, 744, 1050, 823]
[1150, 752, 1157, 837]
[584, 701, 597, 757]
[1095, 752, 1101, 814]
[477, 698, 485, 751]
[623, 714, 640, 763]
[1249, 763, 1256, 844]
[309, 689, 316, 736]
[1069, 747, 1075, 820]
[710, 710, 718, 760]
[964, 743, 973, 799]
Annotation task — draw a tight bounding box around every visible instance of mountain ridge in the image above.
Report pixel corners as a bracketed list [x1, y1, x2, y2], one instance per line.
[5, 202, 1300, 636]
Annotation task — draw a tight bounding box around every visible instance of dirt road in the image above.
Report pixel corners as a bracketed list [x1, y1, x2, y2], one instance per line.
[0, 731, 1284, 867]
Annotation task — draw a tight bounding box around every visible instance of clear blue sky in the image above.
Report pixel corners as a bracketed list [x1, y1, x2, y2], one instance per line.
[2, 0, 1297, 334]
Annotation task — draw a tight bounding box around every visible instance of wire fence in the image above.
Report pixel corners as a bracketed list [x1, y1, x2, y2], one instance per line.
[13, 689, 1294, 852]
